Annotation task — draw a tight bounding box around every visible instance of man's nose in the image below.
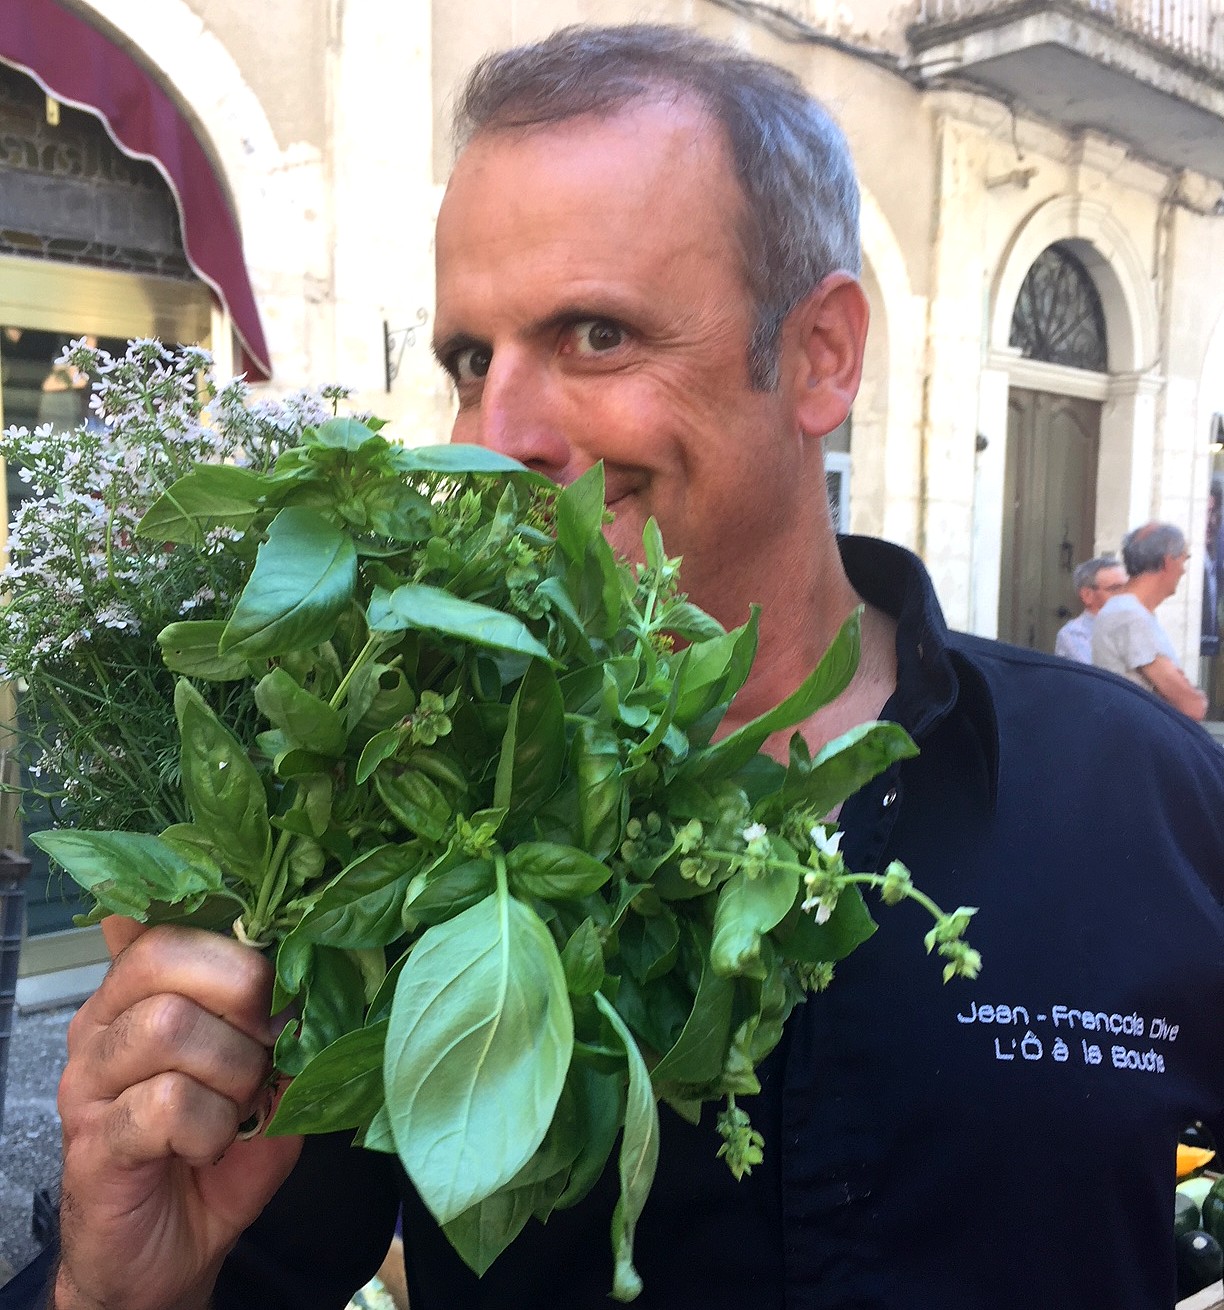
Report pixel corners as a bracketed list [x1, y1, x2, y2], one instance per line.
[469, 353, 572, 477]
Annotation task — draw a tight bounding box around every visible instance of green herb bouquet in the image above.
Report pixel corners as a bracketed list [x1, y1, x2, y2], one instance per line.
[1, 341, 980, 1300]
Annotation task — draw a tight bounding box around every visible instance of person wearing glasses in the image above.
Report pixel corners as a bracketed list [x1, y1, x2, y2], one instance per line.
[1092, 521, 1208, 719]
[1054, 554, 1127, 663]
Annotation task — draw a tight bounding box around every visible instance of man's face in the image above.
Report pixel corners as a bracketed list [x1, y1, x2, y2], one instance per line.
[433, 99, 822, 618]
[1082, 563, 1126, 614]
[1163, 547, 1191, 592]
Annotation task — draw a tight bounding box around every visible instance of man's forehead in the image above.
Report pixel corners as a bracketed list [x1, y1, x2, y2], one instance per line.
[445, 94, 729, 193]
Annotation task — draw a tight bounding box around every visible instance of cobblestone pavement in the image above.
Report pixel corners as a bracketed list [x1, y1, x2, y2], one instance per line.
[0, 1002, 73, 1285]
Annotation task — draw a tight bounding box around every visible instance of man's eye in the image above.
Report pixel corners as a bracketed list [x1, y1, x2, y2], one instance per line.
[452, 345, 492, 383]
[571, 320, 625, 355]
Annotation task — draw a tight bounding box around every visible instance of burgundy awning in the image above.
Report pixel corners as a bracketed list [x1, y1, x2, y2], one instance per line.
[0, 0, 272, 380]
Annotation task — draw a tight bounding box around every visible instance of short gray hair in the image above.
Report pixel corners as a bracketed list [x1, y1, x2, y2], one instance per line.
[453, 23, 862, 390]
[1072, 555, 1121, 591]
[1121, 522, 1186, 576]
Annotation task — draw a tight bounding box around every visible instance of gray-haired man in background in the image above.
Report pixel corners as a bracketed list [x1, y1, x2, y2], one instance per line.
[1092, 521, 1207, 719]
[1054, 554, 1126, 662]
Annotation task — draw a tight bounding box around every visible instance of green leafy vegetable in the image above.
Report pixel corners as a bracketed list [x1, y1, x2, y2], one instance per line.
[9, 353, 981, 1299]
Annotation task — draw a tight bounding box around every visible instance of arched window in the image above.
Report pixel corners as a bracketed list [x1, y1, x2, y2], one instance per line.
[1009, 243, 1108, 372]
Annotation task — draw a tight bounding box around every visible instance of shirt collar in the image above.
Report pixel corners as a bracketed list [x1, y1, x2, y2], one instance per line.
[838, 534, 1000, 804]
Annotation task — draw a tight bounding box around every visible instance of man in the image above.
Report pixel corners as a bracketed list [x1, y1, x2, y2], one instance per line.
[1092, 521, 1208, 719]
[1053, 554, 1126, 662]
[10, 24, 1224, 1310]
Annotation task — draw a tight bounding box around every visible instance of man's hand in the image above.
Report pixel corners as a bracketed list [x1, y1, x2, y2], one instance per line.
[52, 921, 303, 1310]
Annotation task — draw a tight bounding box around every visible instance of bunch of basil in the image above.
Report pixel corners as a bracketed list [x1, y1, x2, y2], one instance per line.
[33, 418, 945, 1300]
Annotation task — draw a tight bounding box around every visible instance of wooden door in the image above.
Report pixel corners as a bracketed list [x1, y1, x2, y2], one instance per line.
[998, 388, 1101, 652]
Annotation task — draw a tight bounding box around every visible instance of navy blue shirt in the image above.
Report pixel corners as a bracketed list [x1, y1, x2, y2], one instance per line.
[9, 536, 1224, 1308]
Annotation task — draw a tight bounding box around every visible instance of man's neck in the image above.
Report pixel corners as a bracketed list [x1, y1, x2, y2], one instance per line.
[1125, 573, 1169, 613]
[714, 539, 899, 761]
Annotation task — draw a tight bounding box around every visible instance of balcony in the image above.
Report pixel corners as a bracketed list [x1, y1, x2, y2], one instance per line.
[907, 0, 1224, 180]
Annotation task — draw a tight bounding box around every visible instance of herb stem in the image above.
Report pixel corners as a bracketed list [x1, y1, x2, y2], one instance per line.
[247, 820, 298, 941]
[329, 634, 384, 713]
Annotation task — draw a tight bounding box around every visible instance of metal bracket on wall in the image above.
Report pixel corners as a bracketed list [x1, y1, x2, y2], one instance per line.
[383, 310, 429, 393]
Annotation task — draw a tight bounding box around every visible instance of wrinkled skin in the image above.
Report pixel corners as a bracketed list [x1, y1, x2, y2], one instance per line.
[53, 921, 300, 1310]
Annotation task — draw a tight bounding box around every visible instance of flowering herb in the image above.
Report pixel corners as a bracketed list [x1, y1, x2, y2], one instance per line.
[4, 344, 979, 1300]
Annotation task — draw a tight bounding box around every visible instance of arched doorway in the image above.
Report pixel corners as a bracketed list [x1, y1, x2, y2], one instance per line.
[998, 243, 1108, 652]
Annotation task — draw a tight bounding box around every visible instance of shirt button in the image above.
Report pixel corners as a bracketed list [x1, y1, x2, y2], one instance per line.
[882, 787, 898, 808]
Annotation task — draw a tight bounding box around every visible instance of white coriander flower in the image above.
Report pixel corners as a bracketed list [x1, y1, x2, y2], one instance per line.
[741, 822, 767, 843]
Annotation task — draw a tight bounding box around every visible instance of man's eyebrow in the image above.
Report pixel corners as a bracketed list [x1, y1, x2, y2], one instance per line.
[431, 331, 487, 368]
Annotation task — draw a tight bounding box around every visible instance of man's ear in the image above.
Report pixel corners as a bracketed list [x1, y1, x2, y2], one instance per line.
[784, 273, 870, 439]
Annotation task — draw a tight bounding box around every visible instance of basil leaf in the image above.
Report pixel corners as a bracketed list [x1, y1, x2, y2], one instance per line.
[384, 885, 574, 1225]
[402, 857, 496, 930]
[687, 609, 861, 778]
[617, 908, 679, 984]
[355, 727, 403, 785]
[710, 858, 800, 980]
[369, 583, 552, 661]
[672, 616, 758, 728]
[777, 882, 877, 963]
[375, 768, 452, 844]
[555, 465, 606, 564]
[272, 927, 314, 1014]
[442, 1180, 557, 1278]
[494, 660, 565, 821]
[779, 720, 918, 819]
[388, 443, 544, 478]
[441, 1077, 582, 1274]
[594, 992, 659, 1303]
[560, 918, 605, 996]
[266, 1021, 388, 1136]
[221, 506, 357, 657]
[296, 844, 418, 947]
[137, 464, 267, 544]
[254, 666, 347, 757]
[349, 664, 416, 737]
[157, 621, 252, 681]
[275, 946, 367, 1076]
[307, 417, 383, 452]
[504, 842, 612, 901]
[650, 942, 736, 1086]
[573, 721, 625, 862]
[552, 1063, 623, 1211]
[658, 599, 725, 643]
[363, 1104, 396, 1154]
[174, 679, 271, 886]
[29, 829, 228, 922]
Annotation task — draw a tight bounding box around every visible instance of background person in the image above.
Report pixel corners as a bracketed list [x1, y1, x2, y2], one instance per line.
[1092, 521, 1208, 720]
[6, 23, 1224, 1310]
[1201, 478, 1223, 657]
[1054, 554, 1126, 662]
